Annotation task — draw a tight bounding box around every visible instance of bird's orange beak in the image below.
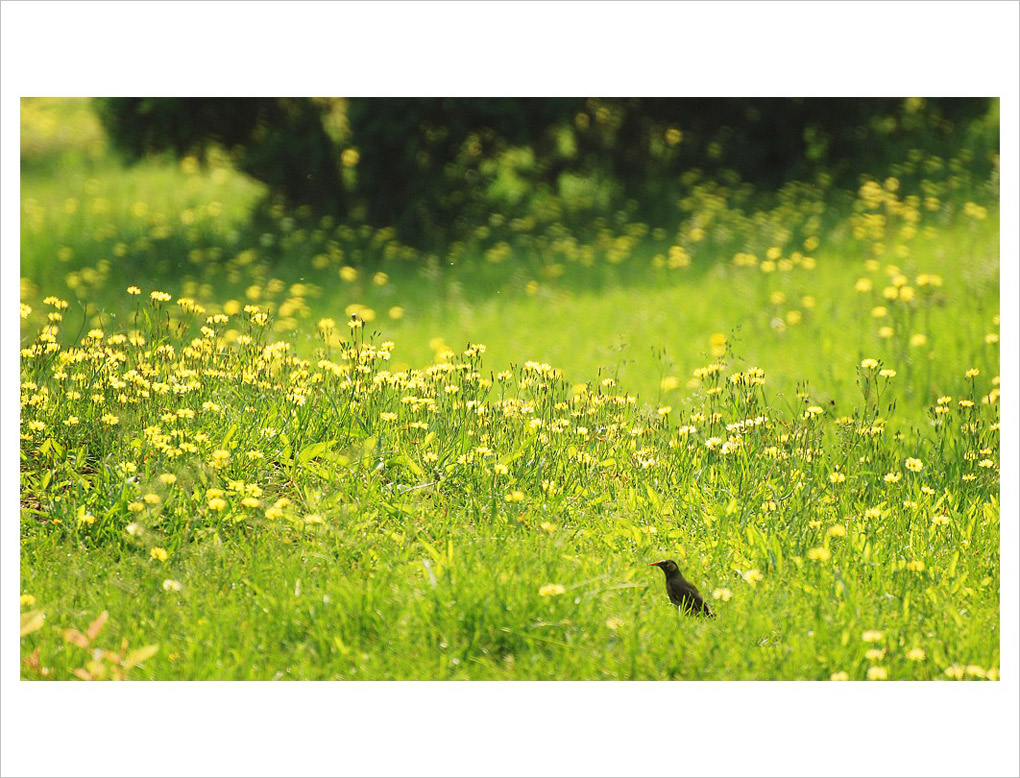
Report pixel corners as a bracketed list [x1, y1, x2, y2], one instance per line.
[650, 561, 660, 567]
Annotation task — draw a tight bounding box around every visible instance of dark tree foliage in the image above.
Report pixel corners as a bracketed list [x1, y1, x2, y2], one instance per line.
[343, 98, 586, 240]
[95, 98, 345, 213]
[95, 97, 995, 245]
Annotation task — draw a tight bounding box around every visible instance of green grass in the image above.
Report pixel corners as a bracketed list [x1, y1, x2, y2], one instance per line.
[19, 98, 1000, 681]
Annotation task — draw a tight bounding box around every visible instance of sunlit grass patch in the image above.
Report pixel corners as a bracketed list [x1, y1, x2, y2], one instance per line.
[19, 98, 999, 681]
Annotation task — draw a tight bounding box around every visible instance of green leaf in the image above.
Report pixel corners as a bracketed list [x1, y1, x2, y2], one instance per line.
[220, 423, 239, 450]
[645, 485, 662, 511]
[947, 550, 960, 578]
[419, 538, 442, 564]
[391, 454, 425, 480]
[241, 578, 277, 607]
[949, 572, 968, 595]
[297, 440, 336, 464]
[301, 461, 337, 481]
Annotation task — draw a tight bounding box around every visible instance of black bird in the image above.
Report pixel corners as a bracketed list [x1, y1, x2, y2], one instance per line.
[650, 560, 715, 617]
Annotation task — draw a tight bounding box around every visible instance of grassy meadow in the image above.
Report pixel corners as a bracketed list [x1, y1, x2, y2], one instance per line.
[19, 98, 1000, 681]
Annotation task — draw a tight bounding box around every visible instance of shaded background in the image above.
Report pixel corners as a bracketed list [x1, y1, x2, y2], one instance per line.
[92, 97, 997, 246]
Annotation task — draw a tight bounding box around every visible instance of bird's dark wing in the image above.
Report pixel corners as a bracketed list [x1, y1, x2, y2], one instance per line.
[674, 578, 715, 617]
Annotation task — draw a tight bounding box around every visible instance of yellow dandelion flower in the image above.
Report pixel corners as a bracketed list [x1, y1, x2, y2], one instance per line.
[867, 666, 888, 680]
[906, 648, 926, 661]
[539, 583, 566, 597]
[905, 457, 923, 472]
[341, 148, 360, 167]
[660, 375, 680, 392]
[741, 569, 763, 586]
[830, 671, 850, 681]
[150, 547, 169, 562]
[807, 547, 831, 562]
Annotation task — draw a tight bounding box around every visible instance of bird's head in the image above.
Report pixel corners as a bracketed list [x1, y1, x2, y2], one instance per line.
[650, 559, 680, 575]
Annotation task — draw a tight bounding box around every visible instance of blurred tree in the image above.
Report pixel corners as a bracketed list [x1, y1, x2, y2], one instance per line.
[95, 97, 346, 213]
[345, 98, 582, 238]
[95, 97, 995, 245]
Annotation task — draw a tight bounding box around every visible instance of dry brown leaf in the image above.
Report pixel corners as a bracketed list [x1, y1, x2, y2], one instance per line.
[63, 628, 89, 649]
[20, 610, 44, 637]
[86, 611, 109, 641]
[123, 644, 159, 670]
